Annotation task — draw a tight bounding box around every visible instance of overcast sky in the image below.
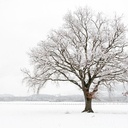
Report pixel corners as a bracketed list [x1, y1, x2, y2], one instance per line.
[0, 0, 128, 96]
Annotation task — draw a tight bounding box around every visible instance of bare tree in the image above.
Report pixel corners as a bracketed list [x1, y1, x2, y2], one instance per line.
[23, 7, 128, 112]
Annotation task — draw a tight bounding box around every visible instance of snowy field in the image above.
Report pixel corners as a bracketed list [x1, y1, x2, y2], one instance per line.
[0, 102, 128, 128]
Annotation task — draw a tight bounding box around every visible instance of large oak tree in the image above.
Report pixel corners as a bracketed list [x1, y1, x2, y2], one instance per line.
[23, 7, 128, 112]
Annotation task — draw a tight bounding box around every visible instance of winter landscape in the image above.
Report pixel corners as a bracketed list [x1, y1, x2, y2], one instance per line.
[1, 0, 128, 128]
[0, 102, 128, 128]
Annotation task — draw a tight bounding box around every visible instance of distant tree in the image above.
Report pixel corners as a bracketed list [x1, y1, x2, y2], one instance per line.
[123, 91, 128, 96]
[23, 7, 128, 112]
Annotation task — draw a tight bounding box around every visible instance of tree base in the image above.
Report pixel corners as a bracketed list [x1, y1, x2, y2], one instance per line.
[82, 109, 94, 113]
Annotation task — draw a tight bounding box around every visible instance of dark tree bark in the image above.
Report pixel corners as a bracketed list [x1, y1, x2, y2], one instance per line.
[82, 89, 94, 113]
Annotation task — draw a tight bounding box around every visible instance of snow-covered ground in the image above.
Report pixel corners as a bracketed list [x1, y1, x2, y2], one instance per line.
[0, 102, 128, 128]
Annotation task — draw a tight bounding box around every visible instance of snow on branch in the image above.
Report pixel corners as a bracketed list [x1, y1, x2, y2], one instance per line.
[23, 7, 128, 93]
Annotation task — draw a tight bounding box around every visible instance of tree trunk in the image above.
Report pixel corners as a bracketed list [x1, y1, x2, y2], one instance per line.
[82, 90, 94, 113]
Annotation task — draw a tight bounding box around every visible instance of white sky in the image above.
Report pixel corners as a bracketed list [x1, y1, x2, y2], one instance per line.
[0, 0, 128, 96]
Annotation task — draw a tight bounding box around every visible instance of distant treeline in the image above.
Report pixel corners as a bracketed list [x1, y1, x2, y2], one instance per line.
[0, 94, 127, 102]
